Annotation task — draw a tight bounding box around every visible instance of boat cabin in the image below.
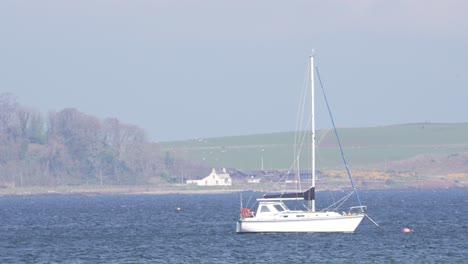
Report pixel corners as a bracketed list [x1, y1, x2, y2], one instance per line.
[255, 201, 289, 217]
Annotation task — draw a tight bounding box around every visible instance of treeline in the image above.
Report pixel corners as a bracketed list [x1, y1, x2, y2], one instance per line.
[0, 93, 204, 188]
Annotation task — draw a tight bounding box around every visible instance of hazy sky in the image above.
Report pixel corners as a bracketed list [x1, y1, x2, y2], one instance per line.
[1, 1, 467, 141]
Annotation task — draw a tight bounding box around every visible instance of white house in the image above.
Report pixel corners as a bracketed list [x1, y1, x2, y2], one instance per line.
[186, 168, 232, 186]
[247, 176, 261, 184]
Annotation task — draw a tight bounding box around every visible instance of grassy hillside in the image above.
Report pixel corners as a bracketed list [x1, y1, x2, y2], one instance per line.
[161, 123, 468, 172]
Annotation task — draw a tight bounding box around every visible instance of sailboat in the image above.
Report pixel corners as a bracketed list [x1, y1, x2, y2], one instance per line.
[236, 53, 366, 233]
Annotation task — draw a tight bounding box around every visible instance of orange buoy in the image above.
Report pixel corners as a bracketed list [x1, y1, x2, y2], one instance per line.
[240, 208, 251, 217]
[402, 227, 412, 233]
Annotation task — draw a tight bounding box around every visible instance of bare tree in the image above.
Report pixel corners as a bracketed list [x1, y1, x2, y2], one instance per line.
[0, 93, 18, 133]
[0, 97, 204, 188]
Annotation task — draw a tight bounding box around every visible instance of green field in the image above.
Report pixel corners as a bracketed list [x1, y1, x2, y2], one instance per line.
[161, 123, 468, 171]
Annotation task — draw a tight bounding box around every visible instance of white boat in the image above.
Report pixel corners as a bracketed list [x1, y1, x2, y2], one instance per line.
[236, 53, 366, 233]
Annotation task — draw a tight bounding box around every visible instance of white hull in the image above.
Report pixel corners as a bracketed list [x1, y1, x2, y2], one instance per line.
[236, 212, 364, 233]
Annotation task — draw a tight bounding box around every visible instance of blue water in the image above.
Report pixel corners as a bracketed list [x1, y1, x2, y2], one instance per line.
[0, 189, 467, 263]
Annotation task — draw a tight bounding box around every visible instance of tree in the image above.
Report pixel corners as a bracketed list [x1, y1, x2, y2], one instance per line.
[28, 112, 46, 144]
[0, 93, 18, 133]
[101, 118, 150, 184]
[0, 93, 21, 164]
[0, 95, 205, 188]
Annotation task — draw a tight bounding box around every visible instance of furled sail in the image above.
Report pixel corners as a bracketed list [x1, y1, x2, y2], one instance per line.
[262, 187, 315, 200]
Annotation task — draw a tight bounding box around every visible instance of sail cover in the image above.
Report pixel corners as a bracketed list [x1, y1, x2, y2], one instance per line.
[262, 187, 315, 200]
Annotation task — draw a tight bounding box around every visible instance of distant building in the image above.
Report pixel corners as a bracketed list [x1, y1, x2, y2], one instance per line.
[247, 176, 261, 184]
[186, 168, 232, 186]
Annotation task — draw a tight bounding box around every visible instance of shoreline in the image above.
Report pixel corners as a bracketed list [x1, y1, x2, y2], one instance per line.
[0, 186, 243, 196]
[0, 181, 466, 196]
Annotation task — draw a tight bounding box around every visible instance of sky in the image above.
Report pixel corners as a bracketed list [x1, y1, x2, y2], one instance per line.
[1, 1, 467, 142]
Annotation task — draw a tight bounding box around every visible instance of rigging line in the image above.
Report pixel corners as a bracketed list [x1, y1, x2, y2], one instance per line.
[321, 191, 354, 212]
[327, 189, 337, 210]
[294, 68, 306, 151]
[266, 162, 297, 196]
[246, 194, 254, 209]
[240, 192, 243, 210]
[365, 214, 383, 229]
[295, 64, 311, 190]
[333, 192, 354, 211]
[294, 113, 312, 193]
[315, 66, 363, 208]
[269, 65, 310, 197]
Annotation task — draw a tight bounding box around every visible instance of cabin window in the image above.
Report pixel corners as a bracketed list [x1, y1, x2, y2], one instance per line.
[260, 206, 270, 213]
[273, 205, 285, 212]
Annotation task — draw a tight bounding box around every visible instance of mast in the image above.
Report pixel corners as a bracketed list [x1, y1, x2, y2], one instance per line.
[310, 52, 316, 212]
